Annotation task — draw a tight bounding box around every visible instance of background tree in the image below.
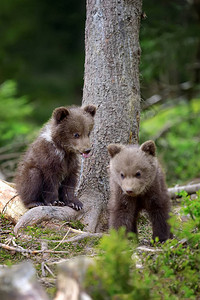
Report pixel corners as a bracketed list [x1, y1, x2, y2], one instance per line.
[0, 0, 199, 189]
[78, 0, 142, 232]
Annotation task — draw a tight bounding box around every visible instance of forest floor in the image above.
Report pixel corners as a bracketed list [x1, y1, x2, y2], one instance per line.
[0, 203, 179, 298]
[0, 216, 104, 297]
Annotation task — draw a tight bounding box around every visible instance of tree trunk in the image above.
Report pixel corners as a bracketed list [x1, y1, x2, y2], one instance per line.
[79, 0, 142, 232]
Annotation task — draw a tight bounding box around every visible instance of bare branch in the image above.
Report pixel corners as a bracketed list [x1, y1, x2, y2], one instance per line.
[142, 94, 162, 109]
[43, 263, 56, 278]
[168, 183, 200, 198]
[0, 179, 27, 223]
[0, 153, 21, 161]
[0, 242, 72, 255]
[38, 232, 104, 244]
[0, 141, 27, 154]
[52, 228, 70, 250]
[65, 232, 104, 243]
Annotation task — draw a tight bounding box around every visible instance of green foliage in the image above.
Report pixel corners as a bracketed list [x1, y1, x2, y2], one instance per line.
[141, 0, 199, 96]
[1, 0, 199, 123]
[0, 80, 36, 146]
[67, 220, 85, 231]
[147, 191, 200, 298]
[170, 191, 200, 246]
[85, 228, 151, 300]
[140, 99, 200, 185]
[85, 193, 200, 299]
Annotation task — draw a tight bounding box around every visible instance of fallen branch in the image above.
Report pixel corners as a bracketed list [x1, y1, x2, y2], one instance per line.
[52, 228, 70, 250]
[42, 262, 56, 278]
[142, 94, 162, 109]
[64, 232, 104, 243]
[37, 232, 104, 246]
[168, 183, 200, 198]
[0, 179, 27, 223]
[0, 242, 71, 255]
[41, 240, 50, 261]
[136, 246, 162, 253]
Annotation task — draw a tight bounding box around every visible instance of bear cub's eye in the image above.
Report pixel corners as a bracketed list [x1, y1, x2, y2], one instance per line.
[121, 173, 125, 179]
[74, 133, 80, 138]
[135, 171, 141, 178]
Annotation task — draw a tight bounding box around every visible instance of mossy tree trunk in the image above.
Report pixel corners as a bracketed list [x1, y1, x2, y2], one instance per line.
[79, 0, 142, 232]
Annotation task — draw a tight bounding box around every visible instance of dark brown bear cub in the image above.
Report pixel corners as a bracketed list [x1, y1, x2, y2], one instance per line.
[107, 140, 171, 242]
[15, 105, 96, 210]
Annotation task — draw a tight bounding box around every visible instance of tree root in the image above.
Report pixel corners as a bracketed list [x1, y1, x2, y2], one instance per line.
[13, 205, 82, 236]
[7, 182, 200, 235]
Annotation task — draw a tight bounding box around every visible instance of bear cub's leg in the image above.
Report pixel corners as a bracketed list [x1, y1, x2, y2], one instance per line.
[148, 209, 171, 242]
[59, 174, 83, 210]
[22, 168, 44, 208]
[23, 168, 62, 208]
[109, 202, 139, 234]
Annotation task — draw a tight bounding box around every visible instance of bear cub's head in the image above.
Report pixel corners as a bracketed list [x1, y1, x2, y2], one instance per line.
[107, 140, 158, 196]
[51, 105, 96, 157]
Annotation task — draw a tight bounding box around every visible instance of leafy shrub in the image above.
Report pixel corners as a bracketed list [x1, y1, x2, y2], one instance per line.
[84, 192, 200, 299]
[84, 228, 151, 300]
[140, 99, 200, 185]
[0, 80, 36, 146]
[146, 191, 200, 299]
[170, 190, 200, 246]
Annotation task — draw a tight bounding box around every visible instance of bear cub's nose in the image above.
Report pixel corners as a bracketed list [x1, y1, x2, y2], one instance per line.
[126, 189, 133, 195]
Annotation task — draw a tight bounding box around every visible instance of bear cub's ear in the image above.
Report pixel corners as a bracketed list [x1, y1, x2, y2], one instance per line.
[107, 144, 123, 158]
[140, 140, 156, 156]
[53, 107, 70, 124]
[84, 105, 96, 117]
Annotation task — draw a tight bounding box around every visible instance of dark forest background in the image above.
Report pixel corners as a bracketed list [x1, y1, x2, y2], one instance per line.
[0, 0, 200, 185]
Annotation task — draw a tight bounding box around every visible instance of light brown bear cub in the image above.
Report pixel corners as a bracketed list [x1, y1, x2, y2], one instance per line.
[107, 140, 171, 242]
[15, 105, 96, 210]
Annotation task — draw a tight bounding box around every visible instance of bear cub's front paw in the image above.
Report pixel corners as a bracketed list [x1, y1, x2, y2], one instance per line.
[45, 199, 65, 206]
[68, 199, 83, 211]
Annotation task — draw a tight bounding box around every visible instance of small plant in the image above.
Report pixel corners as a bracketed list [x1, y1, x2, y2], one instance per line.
[170, 190, 200, 246]
[84, 192, 200, 299]
[146, 191, 200, 298]
[67, 220, 85, 231]
[84, 228, 152, 299]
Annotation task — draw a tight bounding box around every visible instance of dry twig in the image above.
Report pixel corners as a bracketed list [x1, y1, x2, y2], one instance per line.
[65, 232, 104, 243]
[52, 228, 70, 250]
[0, 242, 70, 255]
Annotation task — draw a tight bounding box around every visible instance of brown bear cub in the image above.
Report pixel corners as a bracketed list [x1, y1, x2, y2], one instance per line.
[107, 140, 171, 242]
[15, 105, 96, 210]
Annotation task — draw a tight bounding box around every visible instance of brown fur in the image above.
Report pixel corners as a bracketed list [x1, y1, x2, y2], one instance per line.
[107, 140, 171, 242]
[15, 105, 96, 210]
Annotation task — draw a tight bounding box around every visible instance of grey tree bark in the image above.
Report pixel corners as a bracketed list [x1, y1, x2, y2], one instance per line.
[79, 0, 142, 232]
